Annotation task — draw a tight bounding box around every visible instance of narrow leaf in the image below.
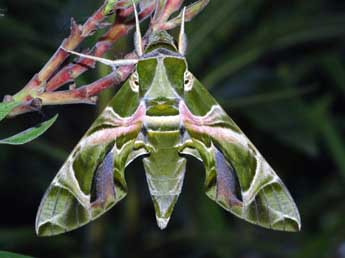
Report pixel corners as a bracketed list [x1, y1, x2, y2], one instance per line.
[183, 0, 210, 21]
[0, 251, 35, 258]
[152, 0, 167, 21]
[0, 101, 20, 122]
[162, 0, 210, 30]
[139, 0, 154, 11]
[104, 0, 141, 14]
[0, 114, 58, 145]
[104, 0, 117, 14]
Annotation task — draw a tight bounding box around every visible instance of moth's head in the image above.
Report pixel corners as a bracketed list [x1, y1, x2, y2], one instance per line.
[144, 31, 177, 53]
[129, 55, 193, 114]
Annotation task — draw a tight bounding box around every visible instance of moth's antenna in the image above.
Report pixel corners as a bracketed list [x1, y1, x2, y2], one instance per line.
[62, 48, 138, 70]
[132, 0, 143, 56]
[178, 7, 187, 55]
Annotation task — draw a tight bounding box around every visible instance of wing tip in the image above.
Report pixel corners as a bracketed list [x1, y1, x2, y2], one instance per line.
[35, 222, 66, 237]
[271, 217, 302, 232]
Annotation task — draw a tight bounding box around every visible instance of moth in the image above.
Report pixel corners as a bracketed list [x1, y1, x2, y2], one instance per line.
[35, 6, 301, 236]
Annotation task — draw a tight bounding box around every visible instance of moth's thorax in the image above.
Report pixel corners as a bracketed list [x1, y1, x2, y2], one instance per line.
[137, 51, 187, 119]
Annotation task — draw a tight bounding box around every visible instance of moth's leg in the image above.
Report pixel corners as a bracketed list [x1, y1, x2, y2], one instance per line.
[134, 130, 154, 154]
[91, 150, 116, 209]
[177, 136, 201, 161]
[61, 48, 138, 70]
[133, 142, 154, 154]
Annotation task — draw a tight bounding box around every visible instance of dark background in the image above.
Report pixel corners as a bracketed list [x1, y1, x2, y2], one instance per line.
[1, 0, 345, 257]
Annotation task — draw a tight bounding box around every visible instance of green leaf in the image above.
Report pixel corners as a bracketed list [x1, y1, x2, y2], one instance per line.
[183, 0, 210, 22]
[0, 114, 58, 145]
[0, 251, 35, 258]
[0, 101, 20, 122]
[104, 0, 141, 15]
[104, 0, 118, 15]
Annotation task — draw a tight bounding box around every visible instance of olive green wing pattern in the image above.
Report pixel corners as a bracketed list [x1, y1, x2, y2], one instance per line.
[36, 80, 145, 236]
[180, 75, 301, 232]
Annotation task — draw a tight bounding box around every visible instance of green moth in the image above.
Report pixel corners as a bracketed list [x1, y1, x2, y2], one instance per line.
[35, 6, 301, 236]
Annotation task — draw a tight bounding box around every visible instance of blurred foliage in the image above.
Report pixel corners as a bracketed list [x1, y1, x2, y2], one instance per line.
[0, 0, 345, 257]
[0, 251, 34, 258]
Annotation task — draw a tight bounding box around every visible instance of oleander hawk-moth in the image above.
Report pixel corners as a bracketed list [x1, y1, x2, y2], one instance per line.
[35, 6, 301, 236]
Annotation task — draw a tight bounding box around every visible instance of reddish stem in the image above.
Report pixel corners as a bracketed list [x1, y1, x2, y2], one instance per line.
[4, 0, 208, 119]
[46, 2, 155, 92]
[16, 3, 110, 99]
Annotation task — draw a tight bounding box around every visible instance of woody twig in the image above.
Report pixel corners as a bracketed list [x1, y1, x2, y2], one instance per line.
[2, 0, 209, 118]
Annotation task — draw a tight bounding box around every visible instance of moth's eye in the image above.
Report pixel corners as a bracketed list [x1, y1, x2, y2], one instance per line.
[129, 72, 139, 92]
[184, 71, 193, 91]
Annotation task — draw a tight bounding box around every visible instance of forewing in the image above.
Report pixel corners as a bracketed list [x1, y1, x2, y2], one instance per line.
[180, 75, 301, 231]
[36, 80, 145, 236]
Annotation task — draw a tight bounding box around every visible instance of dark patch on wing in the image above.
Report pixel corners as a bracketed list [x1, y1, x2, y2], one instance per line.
[215, 148, 243, 207]
[90, 150, 116, 209]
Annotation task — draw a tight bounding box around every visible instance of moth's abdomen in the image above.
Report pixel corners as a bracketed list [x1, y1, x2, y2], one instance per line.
[142, 129, 186, 229]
